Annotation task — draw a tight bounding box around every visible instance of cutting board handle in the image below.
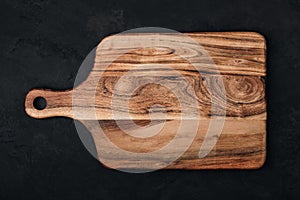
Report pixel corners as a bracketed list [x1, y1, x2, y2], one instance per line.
[25, 89, 73, 119]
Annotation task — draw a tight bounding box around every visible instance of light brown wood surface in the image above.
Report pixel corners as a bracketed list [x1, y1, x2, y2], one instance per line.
[25, 32, 266, 170]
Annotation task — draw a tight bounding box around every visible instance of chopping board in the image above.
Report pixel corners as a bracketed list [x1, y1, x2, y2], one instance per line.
[25, 32, 266, 171]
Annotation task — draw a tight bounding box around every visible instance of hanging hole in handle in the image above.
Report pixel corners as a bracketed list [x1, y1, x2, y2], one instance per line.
[33, 96, 47, 110]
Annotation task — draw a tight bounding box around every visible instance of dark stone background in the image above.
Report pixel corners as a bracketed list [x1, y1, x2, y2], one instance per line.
[0, 0, 299, 199]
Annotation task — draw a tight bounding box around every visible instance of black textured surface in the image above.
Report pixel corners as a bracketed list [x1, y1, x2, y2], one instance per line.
[0, 0, 300, 199]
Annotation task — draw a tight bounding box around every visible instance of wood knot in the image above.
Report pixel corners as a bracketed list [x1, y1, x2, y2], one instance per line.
[225, 76, 265, 104]
[132, 47, 175, 56]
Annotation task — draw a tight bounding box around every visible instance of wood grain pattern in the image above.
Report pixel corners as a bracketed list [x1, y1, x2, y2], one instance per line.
[25, 32, 267, 170]
[83, 119, 265, 169]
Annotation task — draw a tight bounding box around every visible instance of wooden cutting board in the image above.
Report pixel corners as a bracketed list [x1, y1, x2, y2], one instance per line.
[25, 32, 266, 171]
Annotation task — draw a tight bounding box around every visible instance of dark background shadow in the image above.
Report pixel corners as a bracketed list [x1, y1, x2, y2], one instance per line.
[0, 0, 299, 199]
